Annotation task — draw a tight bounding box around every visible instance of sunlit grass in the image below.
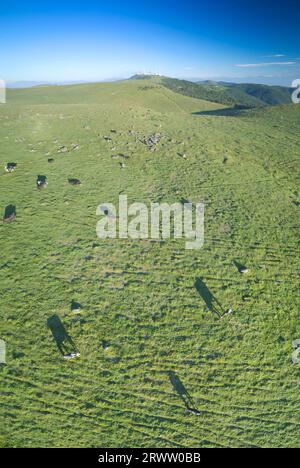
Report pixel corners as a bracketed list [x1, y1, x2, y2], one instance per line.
[0, 80, 300, 447]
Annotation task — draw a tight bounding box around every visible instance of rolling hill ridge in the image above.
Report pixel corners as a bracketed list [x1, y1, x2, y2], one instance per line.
[129, 74, 293, 108]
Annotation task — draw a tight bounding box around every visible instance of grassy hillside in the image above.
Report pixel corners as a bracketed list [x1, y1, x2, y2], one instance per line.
[0, 80, 300, 448]
[219, 82, 293, 106]
[162, 77, 258, 107]
[157, 76, 292, 108]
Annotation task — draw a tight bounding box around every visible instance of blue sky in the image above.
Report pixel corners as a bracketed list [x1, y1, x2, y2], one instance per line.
[1, 0, 299, 85]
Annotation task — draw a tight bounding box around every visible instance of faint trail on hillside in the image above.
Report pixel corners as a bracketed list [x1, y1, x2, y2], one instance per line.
[158, 88, 188, 114]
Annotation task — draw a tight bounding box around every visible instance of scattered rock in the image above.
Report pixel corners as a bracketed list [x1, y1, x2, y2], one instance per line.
[292, 339, 300, 364]
[119, 162, 126, 169]
[141, 133, 161, 151]
[112, 153, 130, 160]
[58, 145, 68, 153]
[71, 144, 79, 151]
[63, 352, 80, 360]
[292, 339, 300, 349]
[0, 339, 5, 364]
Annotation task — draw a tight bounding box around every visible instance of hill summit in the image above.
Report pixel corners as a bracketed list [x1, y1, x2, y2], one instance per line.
[129, 74, 293, 108]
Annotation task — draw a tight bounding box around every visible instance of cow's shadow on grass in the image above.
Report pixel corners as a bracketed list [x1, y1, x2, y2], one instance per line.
[47, 314, 78, 356]
[195, 277, 223, 318]
[168, 371, 200, 415]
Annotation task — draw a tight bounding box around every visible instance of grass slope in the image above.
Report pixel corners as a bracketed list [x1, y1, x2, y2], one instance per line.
[0, 80, 300, 448]
[157, 76, 292, 108]
[219, 82, 293, 106]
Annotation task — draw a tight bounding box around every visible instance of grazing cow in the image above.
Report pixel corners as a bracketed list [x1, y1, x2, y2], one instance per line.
[177, 152, 187, 159]
[3, 205, 16, 224]
[37, 175, 48, 190]
[48, 158, 54, 163]
[5, 162, 17, 173]
[68, 178, 81, 186]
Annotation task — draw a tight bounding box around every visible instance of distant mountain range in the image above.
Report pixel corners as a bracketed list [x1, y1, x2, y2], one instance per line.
[129, 75, 293, 108]
[6, 79, 120, 88]
[6, 81, 91, 89]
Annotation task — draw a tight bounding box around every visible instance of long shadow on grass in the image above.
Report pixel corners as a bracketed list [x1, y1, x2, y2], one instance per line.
[47, 315, 77, 356]
[168, 371, 200, 415]
[195, 278, 223, 318]
[192, 106, 250, 117]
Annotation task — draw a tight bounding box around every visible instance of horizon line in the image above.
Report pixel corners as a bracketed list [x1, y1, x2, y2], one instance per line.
[5, 74, 294, 89]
